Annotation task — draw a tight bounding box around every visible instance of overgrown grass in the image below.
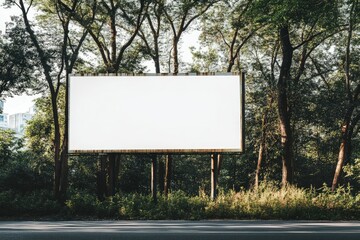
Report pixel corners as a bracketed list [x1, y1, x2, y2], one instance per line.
[1, 182, 359, 220]
[205, 182, 360, 220]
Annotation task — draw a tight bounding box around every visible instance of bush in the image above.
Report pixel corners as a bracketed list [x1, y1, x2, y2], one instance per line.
[0, 190, 61, 218]
[155, 191, 207, 220]
[65, 192, 98, 216]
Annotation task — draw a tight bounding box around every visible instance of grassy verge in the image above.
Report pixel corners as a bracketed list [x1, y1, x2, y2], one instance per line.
[1, 182, 359, 220]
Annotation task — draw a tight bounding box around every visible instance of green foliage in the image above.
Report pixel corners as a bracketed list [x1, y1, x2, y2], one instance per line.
[0, 129, 53, 195]
[118, 155, 151, 194]
[0, 17, 41, 98]
[0, 190, 61, 217]
[153, 191, 208, 220]
[344, 158, 360, 187]
[1, 0, 360, 221]
[11, 182, 358, 220]
[0, 128, 19, 163]
[66, 192, 98, 216]
[249, 0, 338, 28]
[67, 155, 98, 194]
[25, 86, 65, 159]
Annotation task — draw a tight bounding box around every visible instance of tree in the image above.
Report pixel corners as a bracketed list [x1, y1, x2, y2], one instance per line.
[0, 128, 18, 164]
[241, 27, 280, 188]
[332, 0, 360, 191]
[138, 0, 166, 73]
[0, 17, 40, 99]
[7, 0, 90, 201]
[0, 128, 53, 195]
[61, 0, 149, 73]
[249, 0, 339, 186]
[164, 0, 218, 73]
[192, 0, 257, 73]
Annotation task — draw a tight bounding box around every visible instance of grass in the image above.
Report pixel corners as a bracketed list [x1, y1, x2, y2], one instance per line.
[1, 182, 359, 220]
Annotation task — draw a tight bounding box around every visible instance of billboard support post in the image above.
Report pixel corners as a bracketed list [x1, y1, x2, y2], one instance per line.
[97, 155, 107, 201]
[164, 154, 172, 197]
[211, 153, 218, 200]
[151, 154, 158, 203]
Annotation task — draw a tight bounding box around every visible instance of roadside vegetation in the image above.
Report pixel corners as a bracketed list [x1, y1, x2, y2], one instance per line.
[1, 181, 359, 220]
[1, 0, 360, 220]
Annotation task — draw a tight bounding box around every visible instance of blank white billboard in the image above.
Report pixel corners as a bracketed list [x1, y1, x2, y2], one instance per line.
[69, 74, 244, 153]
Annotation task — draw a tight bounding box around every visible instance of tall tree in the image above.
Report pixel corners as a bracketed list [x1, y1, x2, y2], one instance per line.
[243, 27, 280, 188]
[332, 0, 360, 190]
[250, 0, 339, 186]
[7, 0, 91, 201]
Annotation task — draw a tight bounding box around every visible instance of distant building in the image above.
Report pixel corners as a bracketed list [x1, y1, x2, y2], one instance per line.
[0, 100, 4, 113]
[0, 100, 7, 129]
[0, 100, 35, 135]
[8, 112, 33, 135]
[0, 113, 8, 129]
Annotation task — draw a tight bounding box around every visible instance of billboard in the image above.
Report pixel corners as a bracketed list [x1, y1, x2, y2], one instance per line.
[68, 74, 244, 153]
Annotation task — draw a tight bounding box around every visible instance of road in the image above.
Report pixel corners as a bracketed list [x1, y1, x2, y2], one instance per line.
[0, 220, 360, 240]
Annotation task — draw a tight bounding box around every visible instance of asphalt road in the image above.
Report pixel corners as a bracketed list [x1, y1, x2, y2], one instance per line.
[0, 220, 360, 240]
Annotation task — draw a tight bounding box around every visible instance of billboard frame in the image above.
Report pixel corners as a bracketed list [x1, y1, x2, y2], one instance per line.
[68, 72, 245, 154]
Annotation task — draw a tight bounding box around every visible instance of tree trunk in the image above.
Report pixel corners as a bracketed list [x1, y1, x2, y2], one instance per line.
[110, 12, 117, 67]
[332, 135, 348, 191]
[158, 157, 165, 193]
[58, 143, 68, 202]
[154, 58, 161, 74]
[164, 154, 172, 197]
[154, 35, 161, 73]
[332, 113, 353, 191]
[57, 73, 71, 202]
[151, 155, 158, 203]
[107, 154, 116, 196]
[97, 155, 107, 201]
[173, 38, 179, 74]
[217, 154, 222, 176]
[255, 95, 274, 189]
[227, 57, 235, 73]
[52, 93, 63, 200]
[278, 26, 294, 187]
[255, 144, 264, 189]
[106, 153, 121, 196]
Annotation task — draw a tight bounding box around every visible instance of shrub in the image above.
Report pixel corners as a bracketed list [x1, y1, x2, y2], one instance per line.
[65, 192, 97, 216]
[0, 190, 61, 217]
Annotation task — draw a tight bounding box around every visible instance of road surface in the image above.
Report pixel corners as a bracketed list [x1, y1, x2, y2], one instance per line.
[0, 220, 360, 240]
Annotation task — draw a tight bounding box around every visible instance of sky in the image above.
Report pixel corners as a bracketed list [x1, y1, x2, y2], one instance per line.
[0, 1, 199, 115]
